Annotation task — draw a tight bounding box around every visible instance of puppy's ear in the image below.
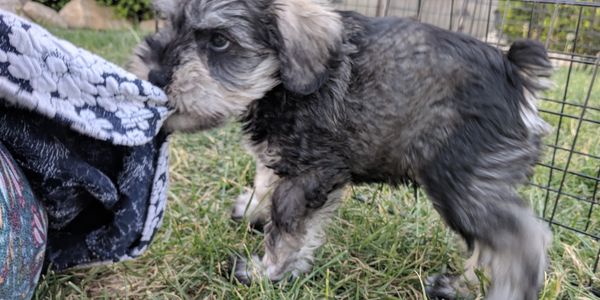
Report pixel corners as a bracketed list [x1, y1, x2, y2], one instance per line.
[273, 0, 343, 95]
[153, 0, 180, 19]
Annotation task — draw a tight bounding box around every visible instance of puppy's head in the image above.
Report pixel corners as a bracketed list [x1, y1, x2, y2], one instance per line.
[128, 0, 343, 132]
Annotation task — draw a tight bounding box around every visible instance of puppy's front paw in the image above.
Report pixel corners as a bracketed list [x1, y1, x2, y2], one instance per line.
[231, 189, 267, 232]
[231, 254, 264, 285]
[231, 188, 254, 222]
[425, 274, 460, 300]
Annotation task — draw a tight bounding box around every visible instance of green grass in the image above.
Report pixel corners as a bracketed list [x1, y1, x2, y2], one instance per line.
[46, 28, 148, 67]
[34, 28, 599, 299]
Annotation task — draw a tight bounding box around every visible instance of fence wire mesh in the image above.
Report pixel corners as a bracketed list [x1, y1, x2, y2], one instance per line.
[331, 0, 599, 293]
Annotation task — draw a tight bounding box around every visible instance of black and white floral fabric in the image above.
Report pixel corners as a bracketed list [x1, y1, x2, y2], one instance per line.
[0, 11, 174, 270]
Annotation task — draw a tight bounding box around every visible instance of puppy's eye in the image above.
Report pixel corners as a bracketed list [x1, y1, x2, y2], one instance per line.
[209, 33, 230, 51]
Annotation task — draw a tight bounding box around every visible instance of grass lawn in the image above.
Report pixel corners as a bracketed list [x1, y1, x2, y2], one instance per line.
[34, 28, 599, 299]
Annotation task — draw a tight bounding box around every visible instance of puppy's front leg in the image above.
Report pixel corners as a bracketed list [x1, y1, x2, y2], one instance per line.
[231, 161, 279, 228]
[234, 171, 348, 283]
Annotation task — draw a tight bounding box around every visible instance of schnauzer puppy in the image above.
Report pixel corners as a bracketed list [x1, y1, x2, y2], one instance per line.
[129, 0, 553, 299]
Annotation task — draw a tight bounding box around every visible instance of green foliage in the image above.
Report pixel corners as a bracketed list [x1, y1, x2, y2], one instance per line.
[33, 0, 154, 21]
[33, 0, 70, 11]
[98, 0, 154, 22]
[497, 1, 600, 55]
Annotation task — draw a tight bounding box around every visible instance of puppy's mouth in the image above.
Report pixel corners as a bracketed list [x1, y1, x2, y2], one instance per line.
[160, 81, 236, 132]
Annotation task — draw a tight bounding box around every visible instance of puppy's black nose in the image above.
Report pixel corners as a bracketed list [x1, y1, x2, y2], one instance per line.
[148, 69, 170, 89]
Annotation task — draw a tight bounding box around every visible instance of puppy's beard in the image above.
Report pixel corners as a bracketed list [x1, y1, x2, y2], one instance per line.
[165, 55, 279, 132]
[163, 112, 224, 133]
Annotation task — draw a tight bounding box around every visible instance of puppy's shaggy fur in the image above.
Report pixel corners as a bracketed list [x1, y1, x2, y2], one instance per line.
[129, 0, 553, 299]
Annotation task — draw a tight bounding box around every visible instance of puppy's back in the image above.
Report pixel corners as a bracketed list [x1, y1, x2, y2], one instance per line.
[340, 13, 551, 180]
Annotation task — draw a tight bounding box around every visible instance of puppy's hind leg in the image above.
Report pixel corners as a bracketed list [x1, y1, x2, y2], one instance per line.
[231, 161, 278, 229]
[422, 154, 551, 300]
[425, 190, 550, 299]
[479, 207, 550, 300]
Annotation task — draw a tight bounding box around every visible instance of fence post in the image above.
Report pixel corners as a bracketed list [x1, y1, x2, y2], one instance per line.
[376, 0, 388, 17]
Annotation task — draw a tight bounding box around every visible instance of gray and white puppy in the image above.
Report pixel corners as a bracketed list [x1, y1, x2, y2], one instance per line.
[129, 0, 553, 299]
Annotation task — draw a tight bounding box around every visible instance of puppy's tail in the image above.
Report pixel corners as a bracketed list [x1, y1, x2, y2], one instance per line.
[507, 40, 553, 135]
[507, 40, 553, 91]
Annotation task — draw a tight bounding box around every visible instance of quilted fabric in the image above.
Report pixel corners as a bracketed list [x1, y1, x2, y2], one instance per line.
[0, 11, 173, 271]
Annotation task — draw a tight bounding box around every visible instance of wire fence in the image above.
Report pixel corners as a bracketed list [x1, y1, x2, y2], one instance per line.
[331, 0, 600, 294]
